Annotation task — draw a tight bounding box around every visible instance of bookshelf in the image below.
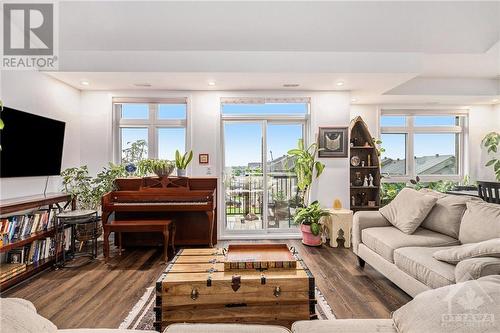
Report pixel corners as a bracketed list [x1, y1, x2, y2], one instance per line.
[349, 117, 381, 212]
[0, 193, 74, 292]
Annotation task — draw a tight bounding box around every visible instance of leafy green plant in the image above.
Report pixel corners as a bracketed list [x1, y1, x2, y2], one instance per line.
[0, 99, 4, 131]
[287, 139, 325, 205]
[293, 200, 331, 236]
[482, 132, 500, 181]
[61, 163, 126, 210]
[372, 137, 385, 157]
[380, 182, 406, 205]
[175, 150, 193, 170]
[122, 139, 147, 164]
[137, 159, 174, 177]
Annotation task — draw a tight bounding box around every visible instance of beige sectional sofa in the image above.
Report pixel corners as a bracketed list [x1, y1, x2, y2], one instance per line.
[353, 189, 500, 297]
[3, 276, 500, 332]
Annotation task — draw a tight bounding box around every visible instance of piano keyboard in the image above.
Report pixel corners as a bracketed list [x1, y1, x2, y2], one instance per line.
[113, 202, 208, 206]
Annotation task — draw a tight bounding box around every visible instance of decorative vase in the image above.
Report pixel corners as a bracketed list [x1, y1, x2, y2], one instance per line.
[353, 172, 364, 186]
[300, 224, 322, 246]
[333, 198, 342, 210]
[177, 169, 186, 177]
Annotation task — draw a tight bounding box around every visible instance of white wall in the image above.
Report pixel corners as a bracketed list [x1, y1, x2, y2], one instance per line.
[350, 104, 500, 182]
[0, 71, 81, 199]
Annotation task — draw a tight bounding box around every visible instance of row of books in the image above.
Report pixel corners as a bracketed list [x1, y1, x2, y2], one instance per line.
[1, 210, 56, 244]
[6, 237, 56, 266]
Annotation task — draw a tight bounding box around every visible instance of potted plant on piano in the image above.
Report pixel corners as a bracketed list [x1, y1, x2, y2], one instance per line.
[175, 150, 193, 177]
[294, 201, 331, 246]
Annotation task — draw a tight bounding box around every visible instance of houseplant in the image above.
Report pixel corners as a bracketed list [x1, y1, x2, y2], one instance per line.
[482, 132, 500, 181]
[294, 200, 331, 246]
[287, 139, 325, 205]
[175, 150, 193, 176]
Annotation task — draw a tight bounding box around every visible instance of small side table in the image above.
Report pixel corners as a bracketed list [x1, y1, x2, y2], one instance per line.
[323, 208, 353, 248]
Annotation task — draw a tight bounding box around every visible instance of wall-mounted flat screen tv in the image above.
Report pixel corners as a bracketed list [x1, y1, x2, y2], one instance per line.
[0, 107, 66, 178]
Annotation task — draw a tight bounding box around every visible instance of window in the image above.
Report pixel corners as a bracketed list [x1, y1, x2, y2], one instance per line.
[114, 98, 187, 163]
[380, 111, 466, 180]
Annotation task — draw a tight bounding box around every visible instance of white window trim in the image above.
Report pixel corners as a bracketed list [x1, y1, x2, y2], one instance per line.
[113, 99, 188, 163]
[380, 110, 468, 183]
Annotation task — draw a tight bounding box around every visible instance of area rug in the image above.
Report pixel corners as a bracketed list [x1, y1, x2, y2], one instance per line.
[120, 285, 336, 330]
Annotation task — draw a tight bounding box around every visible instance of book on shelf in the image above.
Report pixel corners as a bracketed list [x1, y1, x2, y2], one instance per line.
[0, 211, 52, 244]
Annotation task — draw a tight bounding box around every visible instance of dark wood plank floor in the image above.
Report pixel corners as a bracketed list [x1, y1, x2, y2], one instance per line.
[4, 240, 411, 329]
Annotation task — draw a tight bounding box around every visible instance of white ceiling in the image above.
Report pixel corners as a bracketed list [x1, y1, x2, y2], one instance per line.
[46, 1, 500, 105]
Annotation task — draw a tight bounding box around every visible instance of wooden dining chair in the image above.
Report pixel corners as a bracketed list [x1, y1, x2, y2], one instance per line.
[477, 181, 500, 204]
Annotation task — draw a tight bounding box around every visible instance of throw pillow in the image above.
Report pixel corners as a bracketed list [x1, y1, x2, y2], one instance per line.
[459, 201, 500, 244]
[419, 189, 477, 239]
[393, 275, 500, 333]
[433, 238, 500, 264]
[379, 188, 438, 234]
[0, 298, 58, 333]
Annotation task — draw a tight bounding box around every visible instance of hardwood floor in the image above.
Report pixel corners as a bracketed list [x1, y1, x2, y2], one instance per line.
[4, 240, 411, 329]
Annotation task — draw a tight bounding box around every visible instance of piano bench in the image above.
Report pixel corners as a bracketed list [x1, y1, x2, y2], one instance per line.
[103, 219, 176, 262]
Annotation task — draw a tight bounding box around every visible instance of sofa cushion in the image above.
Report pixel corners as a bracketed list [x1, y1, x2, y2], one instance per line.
[292, 319, 396, 333]
[455, 257, 500, 282]
[433, 238, 500, 264]
[459, 201, 500, 244]
[379, 188, 438, 234]
[393, 275, 500, 333]
[361, 226, 460, 263]
[164, 323, 291, 333]
[60, 330, 157, 333]
[394, 247, 456, 289]
[0, 298, 57, 333]
[419, 189, 475, 239]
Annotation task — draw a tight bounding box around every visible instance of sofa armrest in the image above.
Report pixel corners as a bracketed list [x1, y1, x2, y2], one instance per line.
[352, 211, 391, 254]
[455, 257, 500, 283]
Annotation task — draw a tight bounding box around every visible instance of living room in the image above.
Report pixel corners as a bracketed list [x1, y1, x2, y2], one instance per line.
[1, 1, 500, 333]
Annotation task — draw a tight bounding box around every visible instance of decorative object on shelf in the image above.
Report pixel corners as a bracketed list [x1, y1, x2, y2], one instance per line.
[175, 150, 193, 177]
[287, 139, 325, 205]
[353, 172, 364, 186]
[350, 155, 361, 167]
[318, 127, 349, 158]
[481, 132, 500, 181]
[198, 153, 209, 164]
[368, 200, 376, 207]
[350, 137, 358, 147]
[333, 198, 342, 210]
[294, 201, 331, 246]
[349, 116, 381, 212]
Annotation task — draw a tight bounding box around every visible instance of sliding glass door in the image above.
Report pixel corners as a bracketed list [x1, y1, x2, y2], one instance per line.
[222, 120, 304, 235]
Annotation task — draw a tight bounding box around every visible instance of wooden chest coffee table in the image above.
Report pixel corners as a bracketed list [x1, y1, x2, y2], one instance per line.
[154, 245, 316, 331]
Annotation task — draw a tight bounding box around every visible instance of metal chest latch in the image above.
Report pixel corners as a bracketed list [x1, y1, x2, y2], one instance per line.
[260, 274, 266, 285]
[207, 275, 212, 287]
[191, 288, 199, 300]
[231, 275, 241, 292]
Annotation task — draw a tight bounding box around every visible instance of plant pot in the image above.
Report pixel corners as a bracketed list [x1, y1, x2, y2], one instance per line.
[177, 169, 186, 177]
[114, 177, 142, 191]
[300, 224, 322, 246]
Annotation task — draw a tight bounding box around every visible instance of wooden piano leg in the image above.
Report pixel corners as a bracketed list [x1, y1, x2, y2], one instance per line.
[103, 228, 110, 262]
[170, 223, 176, 254]
[163, 227, 169, 263]
[118, 232, 122, 255]
[206, 211, 214, 248]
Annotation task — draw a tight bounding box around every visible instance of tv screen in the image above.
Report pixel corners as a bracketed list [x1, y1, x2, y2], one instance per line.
[0, 107, 66, 178]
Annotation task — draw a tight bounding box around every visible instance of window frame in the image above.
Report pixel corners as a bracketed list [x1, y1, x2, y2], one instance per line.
[113, 98, 188, 163]
[379, 109, 468, 182]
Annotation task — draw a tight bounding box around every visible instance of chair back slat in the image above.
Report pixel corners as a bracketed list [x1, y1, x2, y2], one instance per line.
[477, 181, 500, 204]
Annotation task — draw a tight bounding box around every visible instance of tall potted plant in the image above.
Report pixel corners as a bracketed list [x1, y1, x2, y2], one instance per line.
[482, 132, 500, 181]
[287, 139, 325, 205]
[294, 201, 331, 246]
[175, 150, 193, 176]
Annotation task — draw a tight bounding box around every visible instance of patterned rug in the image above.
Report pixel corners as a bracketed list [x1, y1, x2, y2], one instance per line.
[120, 285, 336, 330]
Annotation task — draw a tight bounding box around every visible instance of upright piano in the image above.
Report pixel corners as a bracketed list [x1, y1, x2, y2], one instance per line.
[102, 177, 217, 247]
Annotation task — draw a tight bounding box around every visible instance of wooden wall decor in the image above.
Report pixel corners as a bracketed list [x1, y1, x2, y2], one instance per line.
[349, 116, 381, 212]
